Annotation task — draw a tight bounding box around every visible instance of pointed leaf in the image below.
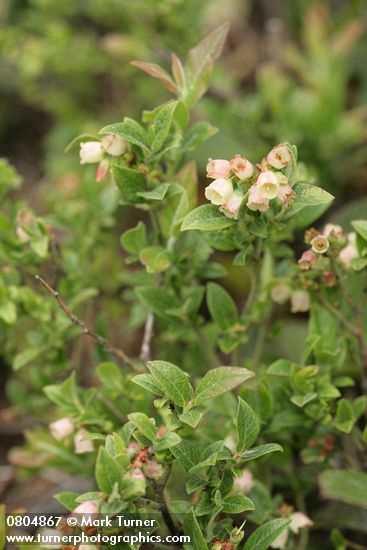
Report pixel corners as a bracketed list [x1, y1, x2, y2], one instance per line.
[236, 397, 260, 452]
[194, 367, 255, 405]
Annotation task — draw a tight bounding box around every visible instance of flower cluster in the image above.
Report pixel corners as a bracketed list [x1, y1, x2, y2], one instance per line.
[205, 144, 295, 219]
[49, 417, 94, 455]
[79, 133, 126, 182]
[298, 223, 358, 271]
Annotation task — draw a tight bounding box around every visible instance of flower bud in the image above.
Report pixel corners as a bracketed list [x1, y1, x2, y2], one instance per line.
[73, 500, 99, 516]
[257, 171, 280, 200]
[291, 290, 310, 313]
[206, 158, 231, 179]
[74, 430, 94, 454]
[101, 133, 126, 156]
[339, 232, 358, 267]
[266, 144, 291, 169]
[289, 512, 313, 534]
[80, 141, 103, 164]
[205, 178, 233, 206]
[144, 460, 164, 480]
[131, 468, 146, 481]
[298, 250, 316, 270]
[247, 184, 269, 212]
[49, 417, 74, 441]
[323, 223, 343, 238]
[229, 155, 254, 180]
[323, 270, 336, 287]
[211, 541, 223, 550]
[271, 283, 291, 304]
[96, 160, 109, 183]
[126, 441, 139, 458]
[233, 469, 254, 493]
[220, 191, 244, 220]
[278, 183, 294, 204]
[311, 235, 329, 254]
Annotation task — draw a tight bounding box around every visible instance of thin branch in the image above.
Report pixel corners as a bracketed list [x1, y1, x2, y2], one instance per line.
[35, 275, 141, 373]
[140, 312, 155, 362]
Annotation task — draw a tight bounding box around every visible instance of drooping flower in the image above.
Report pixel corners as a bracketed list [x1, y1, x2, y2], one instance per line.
[101, 133, 126, 156]
[270, 512, 313, 549]
[73, 500, 99, 516]
[311, 235, 329, 254]
[220, 191, 245, 219]
[233, 470, 254, 493]
[298, 250, 317, 270]
[79, 141, 103, 164]
[229, 155, 254, 180]
[49, 417, 74, 441]
[144, 460, 164, 480]
[74, 430, 94, 454]
[205, 178, 233, 206]
[247, 183, 269, 212]
[267, 144, 291, 169]
[291, 290, 310, 313]
[257, 171, 280, 200]
[323, 223, 343, 238]
[339, 232, 358, 267]
[277, 182, 294, 204]
[206, 158, 231, 179]
[271, 283, 292, 304]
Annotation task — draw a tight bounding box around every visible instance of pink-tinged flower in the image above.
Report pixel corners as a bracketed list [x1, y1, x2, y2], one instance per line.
[257, 171, 280, 200]
[74, 430, 94, 454]
[220, 191, 244, 219]
[289, 512, 313, 534]
[298, 250, 317, 270]
[144, 460, 164, 480]
[80, 141, 103, 164]
[233, 470, 254, 493]
[96, 160, 109, 183]
[206, 158, 231, 179]
[229, 155, 254, 180]
[291, 290, 310, 313]
[339, 232, 358, 267]
[271, 283, 291, 305]
[278, 183, 294, 204]
[73, 500, 99, 516]
[49, 418, 73, 441]
[205, 178, 233, 206]
[270, 512, 312, 549]
[101, 133, 126, 156]
[127, 441, 139, 458]
[267, 144, 291, 169]
[311, 235, 329, 254]
[131, 468, 146, 481]
[247, 184, 269, 212]
[323, 223, 343, 237]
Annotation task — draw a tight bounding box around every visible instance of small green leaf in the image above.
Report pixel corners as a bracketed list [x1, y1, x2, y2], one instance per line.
[128, 412, 156, 442]
[112, 165, 147, 204]
[207, 282, 238, 330]
[266, 359, 293, 376]
[171, 440, 201, 473]
[194, 367, 255, 405]
[183, 509, 208, 550]
[236, 397, 260, 452]
[243, 518, 291, 550]
[334, 398, 355, 433]
[96, 362, 123, 392]
[182, 121, 218, 151]
[139, 246, 172, 273]
[137, 183, 171, 201]
[13, 347, 42, 371]
[222, 494, 255, 514]
[135, 286, 180, 319]
[132, 373, 164, 397]
[150, 101, 178, 153]
[121, 221, 147, 255]
[54, 492, 79, 512]
[95, 447, 121, 495]
[148, 360, 193, 406]
[319, 470, 367, 509]
[155, 432, 181, 451]
[352, 220, 367, 242]
[239, 443, 283, 462]
[181, 204, 236, 232]
[131, 61, 178, 94]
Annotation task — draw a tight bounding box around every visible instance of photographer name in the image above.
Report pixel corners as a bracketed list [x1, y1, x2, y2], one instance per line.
[80, 515, 156, 528]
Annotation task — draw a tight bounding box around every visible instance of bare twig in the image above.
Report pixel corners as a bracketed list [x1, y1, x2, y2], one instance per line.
[140, 312, 155, 362]
[35, 275, 141, 373]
